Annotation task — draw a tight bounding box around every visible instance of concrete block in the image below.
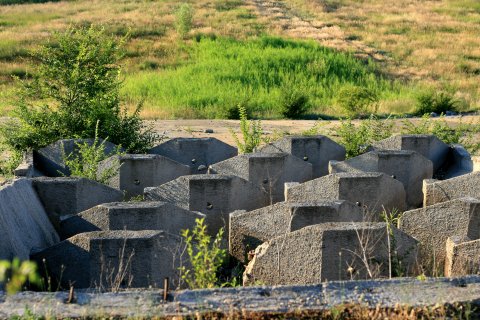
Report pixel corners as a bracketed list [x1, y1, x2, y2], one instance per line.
[243, 222, 418, 285]
[0, 179, 59, 260]
[399, 197, 480, 269]
[60, 201, 205, 240]
[149, 138, 237, 173]
[473, 156, 480, 172]
[98, 154, 191, 198]
[144, 175, 269, 234]
[229, 200, 364, 263]
[209, 153, 313, 203]
[32, 177, 124, 225]
[442, 144, 473, 179]
[32, 230, 184, 289]
[445, 236, 480, 277]
[285, 172, 406, 214]
[423, 172, 480, 206]
[260, 135, 346, 177]
[34, 139, 119, 176]
[329, 150, 433, 208]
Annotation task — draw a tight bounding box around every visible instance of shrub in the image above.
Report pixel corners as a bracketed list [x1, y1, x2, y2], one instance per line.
[175, 3, 194, 39]
[179, 218, 226, 289]
[0, 258, 41, 295]
[230, 105, 263, 153]
[0, 25, 157, 174]
[415, 91, 458, 115]
[336, 85, 379, 116]
[280, 81, 310, 119]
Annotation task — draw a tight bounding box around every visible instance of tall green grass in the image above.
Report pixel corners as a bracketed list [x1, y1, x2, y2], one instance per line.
[122, 36, 408, 119]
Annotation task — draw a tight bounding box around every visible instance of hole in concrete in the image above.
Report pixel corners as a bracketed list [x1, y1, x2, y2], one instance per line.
[134, 179, 140, 185]
[391, 175, 396, 179]
[206, 202, 213, 210]
[356, 201, 362, 207]
[191, 158, 197, 164]
[303, 156, 309, 161]
[263, 179, 269, 184]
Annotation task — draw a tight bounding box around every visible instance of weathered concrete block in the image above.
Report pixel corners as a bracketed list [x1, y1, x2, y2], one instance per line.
[98, 154, 191, 198]
[399, 197, 480, 269]
[243, 222, 418, 285]
[34, 139, 119, 176]
[32, 230, 184, 289]
[445, 236, 480, 277]
[443, 144, 473, 179]
[329, 150, 433, 209]
[32, 177, 124, 225]
[144, 175, 269, 234]
[60, 201, 205, 240]
[0, 179, 59, 260]
[209, 153, 313, 203]
[423, 172, 480, 206]
[260, 135, 345, 178]
[149, 138, 237, 173]
[285, 172, 406, 213]
[229, 200, 364, 263]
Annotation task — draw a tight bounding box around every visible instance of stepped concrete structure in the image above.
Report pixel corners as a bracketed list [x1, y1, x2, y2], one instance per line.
[445, 236, 480, 277]
[423, 172, 480, 206]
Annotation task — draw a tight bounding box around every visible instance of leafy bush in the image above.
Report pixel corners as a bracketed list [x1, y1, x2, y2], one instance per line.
[336, 85, 379, 116]
[0, 258, 41, 295]
[179, 218, 226, 289]
[0, 25, 157, 174]
[415, 91, 458, 115]
[335, 115, 394, 158]
[230, 105, 263, 153]
[175, 3, 194, 39]
[280, 80, 310, 119]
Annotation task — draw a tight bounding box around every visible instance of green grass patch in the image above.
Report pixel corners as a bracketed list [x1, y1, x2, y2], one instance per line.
[122, 36, 407, 119]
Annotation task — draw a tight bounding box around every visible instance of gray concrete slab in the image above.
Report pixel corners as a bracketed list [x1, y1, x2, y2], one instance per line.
[423, 172, 480, 206]
[445, 236, 480, 277]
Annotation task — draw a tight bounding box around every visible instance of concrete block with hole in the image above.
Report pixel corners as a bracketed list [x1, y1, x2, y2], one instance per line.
[399, 197, 480, 270]
[285, 172, 406, 214]
[60, 201, 205, 240]
[31, 177, 124, 227]
[445, 236, 480, 277]
[98, 154, 191, 198]
[144, 174, 269, 234]
[423, 172, 480, 207]
[329, 150, 433, 209]
[229, 200, 364, 263]
[259, 135, 346, 178]
[208, 153, 313, 203]
[149, 137, 237, 174]
[243, 222, 418, 285]
[32, 230, 184, 289]
[0, 179, 59, 260]
[33, 139, 120, 177]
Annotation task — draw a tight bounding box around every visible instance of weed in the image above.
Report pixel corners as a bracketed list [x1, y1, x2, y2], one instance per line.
[175, 3, 194, 39]
[336, 85, 379, 116]
[415, 91, 458, 115]
[0, 258, 41, 295]
[230, 105, 263, 154]
[280, 80, 310, 119]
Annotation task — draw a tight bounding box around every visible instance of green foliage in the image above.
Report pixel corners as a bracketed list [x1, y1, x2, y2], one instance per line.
[336, 85, 379, 116]
[380, 208, 406, 278]
[62, 122, 124, 184]
[0, 25, 157, 174]
[415, 90, 458, 115]
[179, 218, 226, 289]
[0, 258, 41, 295]
[175, 3, 194, 39]
[335, 115, 394, 158]
[230, 105, 263, 154]
[123, 36, 401, 118]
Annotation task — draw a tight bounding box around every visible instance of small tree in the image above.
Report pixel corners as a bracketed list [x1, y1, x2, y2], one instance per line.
[175, 3, 194, 39]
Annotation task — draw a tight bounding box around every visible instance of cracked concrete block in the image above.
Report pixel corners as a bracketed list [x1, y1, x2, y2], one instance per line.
[0, 179, 59, 260]
[34, 139, 119, 176]
[243, 222, 418, 285]
[144, 175, 269, 234]
[98, 154, 191, 198]
[399, 197, 480, 269]
[60, 201, 205, 240]
[329, 150, 433, 209]
[423, 172, 480, 206]
[285, 172, 406, 214]
[260, 135, 345, 177]
[209, 153, 313, 203]
[149, 138, 237, 173]
[445, 236, 480, 277]
[32, 177, 124, 225]
[229, 200, 364, 263]
[32, 230, 184, 289]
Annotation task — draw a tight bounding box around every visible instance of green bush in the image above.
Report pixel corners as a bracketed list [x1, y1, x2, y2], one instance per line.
[0, 258, 41, 295]
[230, 105, 263, 154]
[175, 3, 194, 39]
[336, 85, 379, 116]
[415, 91, 458, 115]
[280, 80, 310, 119]
[0, 25, 157, 174]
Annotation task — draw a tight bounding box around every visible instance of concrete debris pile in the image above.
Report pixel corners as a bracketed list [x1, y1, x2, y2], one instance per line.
[4, 134, 478, 290]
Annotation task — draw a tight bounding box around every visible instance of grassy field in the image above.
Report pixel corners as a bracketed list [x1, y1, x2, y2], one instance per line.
[0, 0, 479, 118]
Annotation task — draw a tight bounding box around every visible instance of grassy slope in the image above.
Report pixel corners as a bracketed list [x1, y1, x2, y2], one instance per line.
[0, 0, 478, 118]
